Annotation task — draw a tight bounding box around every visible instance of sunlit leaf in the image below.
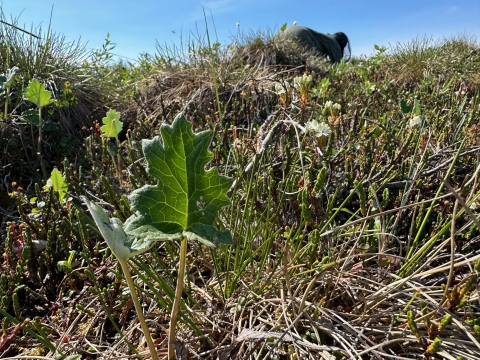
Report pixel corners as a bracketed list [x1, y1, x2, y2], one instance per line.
[124, 113, 233, 246]
[24, 78, 54, 108]
[413, 99, 421, 116]
[101, 109, 123, 138]
[43, 168, 68, 202]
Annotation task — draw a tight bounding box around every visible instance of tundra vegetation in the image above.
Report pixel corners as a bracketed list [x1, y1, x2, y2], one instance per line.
[1, 12, 480, 360]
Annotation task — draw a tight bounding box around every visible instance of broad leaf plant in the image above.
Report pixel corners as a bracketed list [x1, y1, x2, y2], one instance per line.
[82, 113, 233, 360]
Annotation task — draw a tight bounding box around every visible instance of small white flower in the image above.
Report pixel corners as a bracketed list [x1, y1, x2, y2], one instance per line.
[332, 103, 341, 111]
[274, 83, 286, 94]
[324, 100, 333, 108]
[408, 116, 422, 127]
[275, 83, 290, 95]
[293, 74, 312, 90]
[306, 120, 332, 138]
[236, 22, 240, 28]
[293, 21, 297, 25]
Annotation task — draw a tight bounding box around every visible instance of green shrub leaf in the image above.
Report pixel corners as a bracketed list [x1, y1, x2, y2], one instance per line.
[124, 113, 233, 246]
[21, 109, 40, 125]
[43, 168, 68, 203]
[400, 99, 411, 114]
[101, 109, 123, 138]
[24, 78, 54, 108]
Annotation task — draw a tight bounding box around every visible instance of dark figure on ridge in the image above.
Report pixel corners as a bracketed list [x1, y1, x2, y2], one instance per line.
[276, 25, 351, 63]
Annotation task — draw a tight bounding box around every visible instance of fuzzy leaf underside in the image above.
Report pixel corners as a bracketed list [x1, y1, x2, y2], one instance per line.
[123, 215, 182, 243]
[124, 113, 233, 246]
[185, 224, 233, 247]
[82, 196, 153, 260]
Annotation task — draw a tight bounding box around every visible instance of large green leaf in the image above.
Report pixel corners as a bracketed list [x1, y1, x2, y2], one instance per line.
[124, 113, 233, 246]
[24, 78, 54, 108]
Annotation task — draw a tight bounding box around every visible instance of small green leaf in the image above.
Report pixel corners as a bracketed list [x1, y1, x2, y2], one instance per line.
[63, 355, 82, 360]
[21, 109, 40, 125]
[44, 168, 68, 202]
[400, 99, 411, 114]
[43, 123, 60, 132]
[442, 77, 454, 92]
[280, 23, 287, 31]
[24, 79, 54, 108]
[101, 109, 123, 138]
[413, 99, 421, 116]
[125, 113, 233, 247]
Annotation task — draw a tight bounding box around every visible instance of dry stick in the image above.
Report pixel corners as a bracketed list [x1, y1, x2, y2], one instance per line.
[282, 241, 297, 318]
[443, 197, 459, 305]
[228, 116, 307, 195]
[316, 307, 382, 358]
[361, 238, 452, 316]
[297, 262, 336, 315]
[279, 287, 301, 360]
[466, 156, 480, 197]
[419, 252, 480, 278]
[402, 277, 480, 352]
[262, 304, 355, 359]
[441, 179, 480, 231]
[439, 177, 480, 306]
[450, 316, 480, 351]
[355, 337, 422, 358]
[320, 191, 456, 238]
[390, 130, 432, 236]
[421, 146, 480, 177]
[369, 187, 387, 258]
[0, 19, 41, 39]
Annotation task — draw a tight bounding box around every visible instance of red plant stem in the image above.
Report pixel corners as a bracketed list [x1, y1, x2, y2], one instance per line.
[11, 223, 21, 258]
[19, 225, 25, 246]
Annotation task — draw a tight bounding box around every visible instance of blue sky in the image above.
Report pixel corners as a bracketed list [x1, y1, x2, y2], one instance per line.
[2, 0, 480, 62]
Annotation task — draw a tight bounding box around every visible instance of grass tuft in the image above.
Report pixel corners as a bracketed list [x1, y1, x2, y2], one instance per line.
[1, 20, 480, 359]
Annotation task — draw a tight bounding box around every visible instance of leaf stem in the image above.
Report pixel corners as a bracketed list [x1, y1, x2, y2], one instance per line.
[37, 106, 47, 179]
[168, 235, 188, 360]
[118, 258, 159, 360]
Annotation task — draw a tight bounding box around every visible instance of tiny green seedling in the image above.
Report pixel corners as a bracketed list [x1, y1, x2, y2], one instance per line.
[43, 168, 68, 203]
[24, 78, 55, 179]
[100, 109, 124, 180]
[101, 109, 123, 139]
[83, 113, 233, 360]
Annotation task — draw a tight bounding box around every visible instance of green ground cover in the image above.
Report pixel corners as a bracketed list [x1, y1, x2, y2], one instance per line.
[1, 13, 480, 359]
